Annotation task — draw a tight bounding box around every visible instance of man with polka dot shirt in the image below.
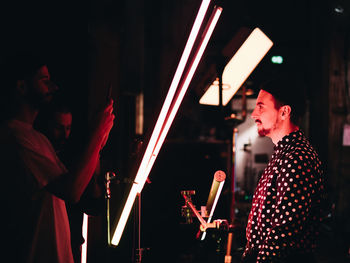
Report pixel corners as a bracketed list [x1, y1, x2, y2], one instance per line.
[241, 76, 325, 263]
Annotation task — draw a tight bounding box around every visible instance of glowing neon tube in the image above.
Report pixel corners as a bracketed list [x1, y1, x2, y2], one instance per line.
[81, 213, 88, 263]
[135, 0, 213, 193]
[201, 179, 225, 240]
[111, 0, 214, 246]
[141, 6, 223, 192]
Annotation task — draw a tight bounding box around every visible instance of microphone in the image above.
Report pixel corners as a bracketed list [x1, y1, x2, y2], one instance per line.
[201, 170, 226, 240]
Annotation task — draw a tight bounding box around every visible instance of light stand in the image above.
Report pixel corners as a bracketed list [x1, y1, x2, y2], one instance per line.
[181, 188, 229, 260]
[181, 190, 229, 233]
[134, 193, 143, 263]
[105, 171, 116, 246]
[224, 111, 244, 263]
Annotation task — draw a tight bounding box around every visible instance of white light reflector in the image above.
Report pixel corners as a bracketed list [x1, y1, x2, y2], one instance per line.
[199, 28, 273, 106]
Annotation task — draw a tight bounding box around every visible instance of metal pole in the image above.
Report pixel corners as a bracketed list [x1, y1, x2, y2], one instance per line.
[225, 127, 238, 263]
[136, 193, 142, 263]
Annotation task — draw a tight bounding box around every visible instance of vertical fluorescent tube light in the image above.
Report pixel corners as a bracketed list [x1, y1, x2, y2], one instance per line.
[81, 213, 88, 263]
[134, 0, 211, 193]
[199, 28, 273, 105]
[145, 6, 223, 184]
[111, 0, 212, 246]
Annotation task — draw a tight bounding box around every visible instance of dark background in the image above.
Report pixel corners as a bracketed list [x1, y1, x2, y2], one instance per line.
[1, 0, 350, 262]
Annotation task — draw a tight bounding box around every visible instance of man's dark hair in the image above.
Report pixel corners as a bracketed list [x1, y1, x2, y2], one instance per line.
[2, 51, 47, 85]
[260, 75, 307, 125]
[0, 51, 47, 121]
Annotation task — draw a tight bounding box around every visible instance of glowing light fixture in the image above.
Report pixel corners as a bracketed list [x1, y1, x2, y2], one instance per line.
[199, 28, 273, 106]
[271, 55, 283, 64]
[81, 213, 88, 263]
[201, 170, 226, 240]
[111, 0, 222, 246]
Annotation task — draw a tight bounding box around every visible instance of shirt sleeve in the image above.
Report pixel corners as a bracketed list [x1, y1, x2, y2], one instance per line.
[19, 146, 67, 189]
[256, 152, 323, 262]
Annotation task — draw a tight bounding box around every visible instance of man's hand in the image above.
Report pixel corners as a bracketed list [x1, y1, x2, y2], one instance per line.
[91, 99, 115, 150]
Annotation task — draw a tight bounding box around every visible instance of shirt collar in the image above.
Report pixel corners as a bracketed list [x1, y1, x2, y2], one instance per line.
[274, 129, 303, 151]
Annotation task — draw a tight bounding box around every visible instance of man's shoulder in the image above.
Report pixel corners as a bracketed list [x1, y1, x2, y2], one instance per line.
[281, 138, 323, 176]
[285, 134, 319, 157]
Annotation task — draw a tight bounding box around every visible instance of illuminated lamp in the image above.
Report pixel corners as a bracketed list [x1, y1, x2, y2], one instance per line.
[199, 28, 273, 106]
[201, 170, 226, 240]
[271, 55, 283, 64]
[81, 213, 88, 263]
[110, 0, 222, 246]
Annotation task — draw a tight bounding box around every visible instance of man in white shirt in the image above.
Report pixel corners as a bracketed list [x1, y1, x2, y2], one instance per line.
[0, 52, 114, 263]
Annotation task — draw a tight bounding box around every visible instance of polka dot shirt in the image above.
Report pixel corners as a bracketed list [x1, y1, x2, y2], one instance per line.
[243, 130, 325, 262]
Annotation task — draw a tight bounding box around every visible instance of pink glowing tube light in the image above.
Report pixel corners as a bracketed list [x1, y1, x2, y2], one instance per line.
[111, 0, 222, 246]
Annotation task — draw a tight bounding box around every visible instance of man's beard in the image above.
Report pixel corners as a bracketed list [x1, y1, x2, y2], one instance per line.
[27, 90, 53, 110]
[256, 119, 278, 137]
[257, 127, 270, 137]
[52, 139, 67, 154]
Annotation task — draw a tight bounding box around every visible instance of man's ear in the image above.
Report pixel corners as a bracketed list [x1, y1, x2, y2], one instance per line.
[280, 105, 292, 120]
[16, 80, 27, 95]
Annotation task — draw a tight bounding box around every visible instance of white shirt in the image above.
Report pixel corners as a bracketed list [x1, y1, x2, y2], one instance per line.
[4, 119, 74, 263]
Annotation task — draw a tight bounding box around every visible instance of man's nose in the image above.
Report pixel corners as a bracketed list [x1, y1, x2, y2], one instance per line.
[251, 108, 258, 120]
[64, 129, 70, 139]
